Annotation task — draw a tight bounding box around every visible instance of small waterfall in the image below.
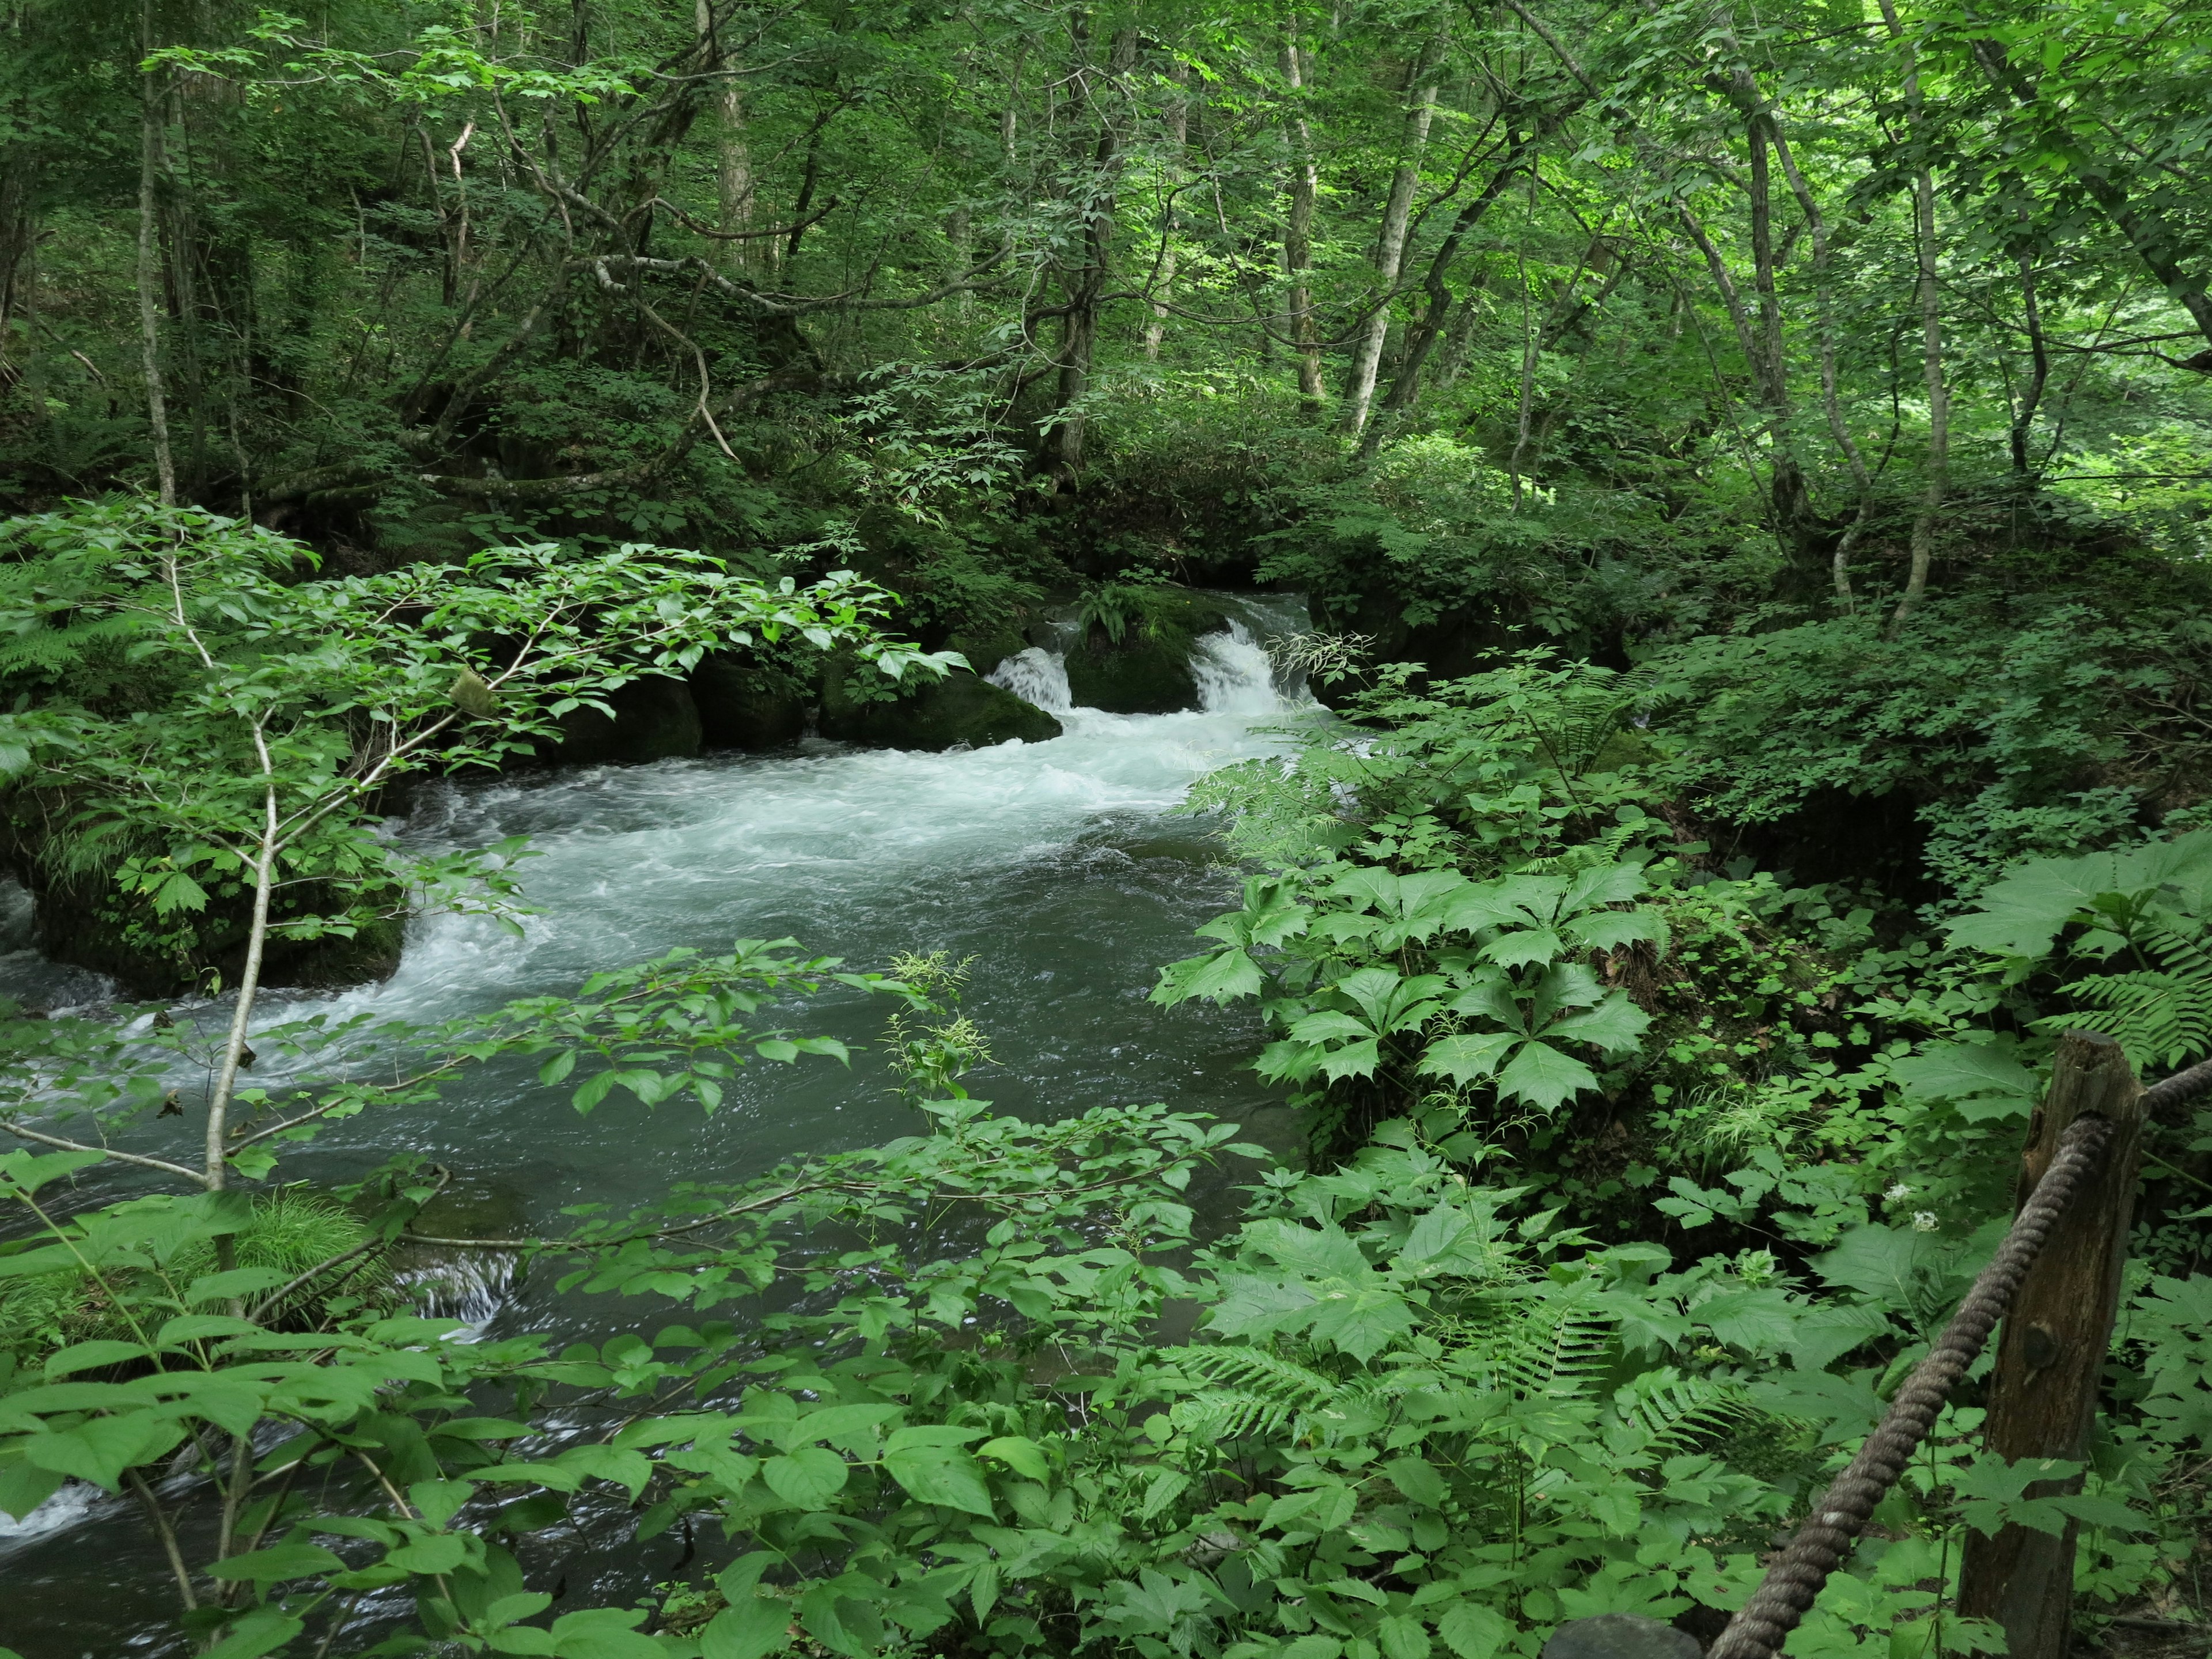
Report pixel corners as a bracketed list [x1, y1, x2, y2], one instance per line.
[393, 1247, 525, 1331]
[1190, 621, 1285, 715]
[986, 646, 1073, 713]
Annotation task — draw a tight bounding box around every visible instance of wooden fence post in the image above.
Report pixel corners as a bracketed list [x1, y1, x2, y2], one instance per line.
[1956, 1030, 2143, 1659]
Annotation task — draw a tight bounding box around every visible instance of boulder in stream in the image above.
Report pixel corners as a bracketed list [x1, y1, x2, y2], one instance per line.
[22, 869, 403, 998]
[540, 675, 703, 765]
[820, 666, 1062, 751]
[690, 654, 809, 750]
[1063, 588, 1237, 714]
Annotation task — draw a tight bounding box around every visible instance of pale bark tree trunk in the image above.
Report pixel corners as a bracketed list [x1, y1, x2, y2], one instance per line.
[137, 0, 177, 507]
[1143, 62, 1190, 361]
[695, 0, 755, 274]
[1338, 33, 1443, 438]
[1880, 0, 1949, 628]
[1366, 132, 1536, 454]
[1281, 39, 1325, 403]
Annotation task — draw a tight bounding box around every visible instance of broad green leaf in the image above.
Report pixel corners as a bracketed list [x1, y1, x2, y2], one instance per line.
[1421, 1032, 1517, 1084]
[702, 1595, 793, 1659]
[209, 1541, 344, 1582]
[881, 1444, 994, 1516]
[764, 1446, 850, 1508]
[200, 1610, 305, 1659]
[1153, 948, 1262, 1005]
[1888, 1042, 2039, 1118]
[978, 1435, 1051, 1481]
[1547, 992, 1651, 1056]
[1379, 1612, 1432, 1659]
[44, 1340, 150, 1377]
[548, 1606, 665, 1659]
[387, 1532, 469, 1573]
[0, 1457, 66, 1524]
[1306, 1285, 1416, 1362]
[1495, 1039, 1600, 1113]
[1436, 1600, 1513, 1659]
[1383, 1454, 1448, 1508]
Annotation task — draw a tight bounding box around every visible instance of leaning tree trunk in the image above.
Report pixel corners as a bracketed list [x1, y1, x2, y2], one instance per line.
[1338, 33, 1444, 439]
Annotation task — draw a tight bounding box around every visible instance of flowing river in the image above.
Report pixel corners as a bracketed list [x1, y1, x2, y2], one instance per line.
[0, 595, 1317, 1656]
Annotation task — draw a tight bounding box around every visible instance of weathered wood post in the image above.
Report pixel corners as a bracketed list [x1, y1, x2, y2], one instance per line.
[1957, 1031, 2143, 1659]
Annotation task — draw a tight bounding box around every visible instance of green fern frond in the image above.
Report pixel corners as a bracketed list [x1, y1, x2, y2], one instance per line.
[1444, 1293, 1614, 1402]
[1611, 1369, 1752, 1454]
[1159, 1344, 1357, 1442]
[2052, 921, 2212, 1069]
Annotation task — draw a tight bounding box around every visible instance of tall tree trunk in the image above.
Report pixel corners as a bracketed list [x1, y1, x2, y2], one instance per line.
[2009, 246, 2050, 489]
[137, 1, 177, 507]
[695, 0, 754, 274]
[1281, 39, 1325, 403]
[1338, 33, 1444, 438]
[1143, 62, 1190, 361]
[1771, 127, 1873, 602]
[1048, 23, 1138, 477]
[1881, 0, 1948, 627]
[1366, 133, 1536, 452]
[0, 149, 31, 409]
[1745, 110, 1808, 536]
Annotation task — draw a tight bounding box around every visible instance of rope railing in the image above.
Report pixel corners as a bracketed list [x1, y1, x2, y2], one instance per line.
[2139, 1053, 2212, 1116]
[1705, 1113, 2119, 1659]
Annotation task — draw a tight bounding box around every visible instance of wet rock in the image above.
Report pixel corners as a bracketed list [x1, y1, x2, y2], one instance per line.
[691, 655, 808, 750]
[820, 668, 1062, 751]
[25, 872, 403, 999]
[1063, 589, 1236, 714]
[542, 675, 703, 764]
[944, 624, 1031, 683]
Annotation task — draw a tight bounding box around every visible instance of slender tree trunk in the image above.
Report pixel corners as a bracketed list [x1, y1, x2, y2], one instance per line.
[1048, 24, 1138, 476]
[1770, 127, 1873, 603]
[1745, 111, 1808, 536]
[1143, 62, 1189, 361]
[695, 0, 753, 274]
[2009, 247, 2050, 488]
[1368, 134, 1535, 450]
[1339, 33, 1443, 438]
[137, 3, 177, 507]
[1881, 0, 1948, 627]
[1281, 39, 1325, 403]
[1508, 171, 1539, 507]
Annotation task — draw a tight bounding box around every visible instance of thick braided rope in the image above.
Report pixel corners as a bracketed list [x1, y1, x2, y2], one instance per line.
[1705, 1113, 2116, 1659]
[2141, 1054, 2212, 1118]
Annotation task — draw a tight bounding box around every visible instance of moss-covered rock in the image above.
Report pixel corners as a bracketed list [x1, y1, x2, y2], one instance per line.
[691, 654, 808, 750]
[821, 668, 1062, 751]
[1063, 588, 1236, 714]
[26, 872, 404, 998]
[542, 675, 703, 766]
[944, 623, 1031, 682]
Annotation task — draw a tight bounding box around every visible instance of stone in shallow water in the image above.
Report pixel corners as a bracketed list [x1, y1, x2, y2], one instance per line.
[1541, 1615, 1703, 1659]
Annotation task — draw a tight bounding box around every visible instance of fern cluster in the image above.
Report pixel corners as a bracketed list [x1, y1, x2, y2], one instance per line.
[2055, 921, 2212, 1070]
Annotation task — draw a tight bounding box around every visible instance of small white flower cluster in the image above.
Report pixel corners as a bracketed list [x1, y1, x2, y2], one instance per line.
[1885, 1182, 1913, 1202]
[1913, 1211, 1940, 1232]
